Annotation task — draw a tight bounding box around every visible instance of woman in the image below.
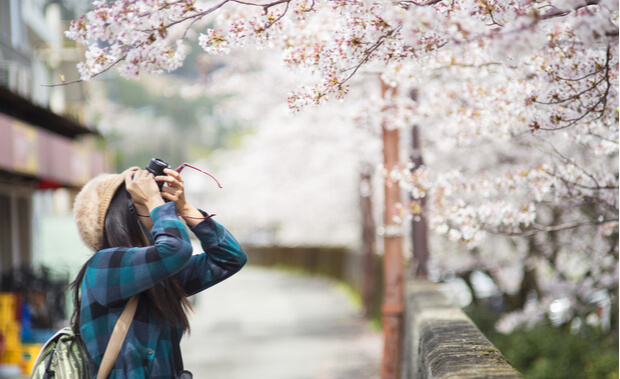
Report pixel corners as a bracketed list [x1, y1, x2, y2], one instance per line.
[71, 166, 247, 378]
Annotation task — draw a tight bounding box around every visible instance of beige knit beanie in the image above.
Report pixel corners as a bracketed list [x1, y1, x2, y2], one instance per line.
[74, 167, 139, 251]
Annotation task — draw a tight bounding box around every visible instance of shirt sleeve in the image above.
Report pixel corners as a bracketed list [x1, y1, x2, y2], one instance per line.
[174, 214, 248, 296]
[85, 202, 194, 306]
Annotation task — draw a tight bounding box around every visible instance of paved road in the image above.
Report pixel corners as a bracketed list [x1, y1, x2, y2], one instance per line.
[181, 266, 382, 379]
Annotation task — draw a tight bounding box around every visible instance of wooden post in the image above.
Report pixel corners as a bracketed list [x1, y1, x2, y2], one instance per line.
[380, 80, 404, 379]
[410, 125, 429, 278]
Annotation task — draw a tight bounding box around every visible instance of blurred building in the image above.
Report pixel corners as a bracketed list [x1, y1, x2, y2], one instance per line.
[0, 0, 108, 269]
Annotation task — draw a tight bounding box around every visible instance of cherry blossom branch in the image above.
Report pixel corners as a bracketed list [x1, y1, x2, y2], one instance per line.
[50, 0, 297, 86]
[442, 0, 615, 56]
[538, 0, 601, 21]
[533, 75, 608, 106]
[545, 170, 618, 192]
[170, 0, 233, 23]
[43, 43, 144, 87]
[539, 142, 611, 191]
[339, 26, 403, 87]
[537, 44, 613, 131]
[138, 0, 190, 19]
[396, 0, 441, 7]
[230, 0, 290, 8]
[257, 0, 291, 30]
[555, 65, 607, 82]
[296, 24, 407, 105]
[138, 0, 230, 33]
[542, 170, 620, 213]
[490, 218, 618, 237]
[480, 0, 504, 27]
[587, 132, 619, 145]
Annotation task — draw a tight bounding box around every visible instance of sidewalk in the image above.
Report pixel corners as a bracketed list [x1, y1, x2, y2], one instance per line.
[181, 266, 382, 379]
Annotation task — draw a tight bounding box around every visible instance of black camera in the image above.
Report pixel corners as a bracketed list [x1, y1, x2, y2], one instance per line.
[146, 158, 170, 189]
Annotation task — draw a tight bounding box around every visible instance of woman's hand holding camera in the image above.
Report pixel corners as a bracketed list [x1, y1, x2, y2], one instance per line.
[125, 167, 205, 227]
[125, 170, 165, 213]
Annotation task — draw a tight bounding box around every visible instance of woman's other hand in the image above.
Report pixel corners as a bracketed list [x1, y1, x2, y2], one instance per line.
[157, 168, 204, 226]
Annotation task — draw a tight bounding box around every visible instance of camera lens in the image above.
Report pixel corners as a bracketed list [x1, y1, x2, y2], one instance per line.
[146, 158, 170, 189]
[146, 158, 170, 177]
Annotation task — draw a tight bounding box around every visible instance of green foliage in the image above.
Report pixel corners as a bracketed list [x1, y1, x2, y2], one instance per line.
[468, 307, 619, 379]
[102, 74, 248, 170]
[497, 326, 618, 379]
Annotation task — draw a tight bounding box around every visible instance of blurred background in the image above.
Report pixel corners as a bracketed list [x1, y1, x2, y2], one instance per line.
[0, 1, 617, 379]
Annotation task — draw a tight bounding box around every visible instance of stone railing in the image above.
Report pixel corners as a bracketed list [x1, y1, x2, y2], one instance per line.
[403, 281, 522, 379]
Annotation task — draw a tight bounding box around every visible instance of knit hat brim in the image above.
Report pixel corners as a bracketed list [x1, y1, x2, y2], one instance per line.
[74, 167, 139, 251]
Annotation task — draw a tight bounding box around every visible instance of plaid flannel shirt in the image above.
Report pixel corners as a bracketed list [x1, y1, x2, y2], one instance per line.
[79, 202, 247, 378]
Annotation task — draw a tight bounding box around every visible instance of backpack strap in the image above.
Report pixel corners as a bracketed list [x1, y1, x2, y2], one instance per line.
[42, 345, 58, 379]
[171, 325, 184, 372]
[97, 295, 139, 379]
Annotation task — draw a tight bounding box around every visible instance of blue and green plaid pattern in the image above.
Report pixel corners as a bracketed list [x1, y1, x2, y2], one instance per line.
[79, 202, 247, 378]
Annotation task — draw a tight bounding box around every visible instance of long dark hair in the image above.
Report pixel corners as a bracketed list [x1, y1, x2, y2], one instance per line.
[71, 184, 192, 333]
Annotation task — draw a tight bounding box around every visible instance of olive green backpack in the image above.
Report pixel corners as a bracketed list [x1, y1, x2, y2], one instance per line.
[30, 327, 91, 379]
[31, 295, 138, 379]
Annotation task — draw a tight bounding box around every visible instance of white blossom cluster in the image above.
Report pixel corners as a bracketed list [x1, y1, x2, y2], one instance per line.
[65, 0, 197, 79]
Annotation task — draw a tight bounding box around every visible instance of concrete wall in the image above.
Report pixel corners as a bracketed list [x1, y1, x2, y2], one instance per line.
[403, 281, 521, 379]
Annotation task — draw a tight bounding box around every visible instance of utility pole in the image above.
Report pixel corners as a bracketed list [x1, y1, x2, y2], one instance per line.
[380, 80, 404, 379]
[410, 124, 429, 278]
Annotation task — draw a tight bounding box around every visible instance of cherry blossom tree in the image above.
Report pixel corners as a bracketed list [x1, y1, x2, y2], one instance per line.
[65, 0, 618, 334]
